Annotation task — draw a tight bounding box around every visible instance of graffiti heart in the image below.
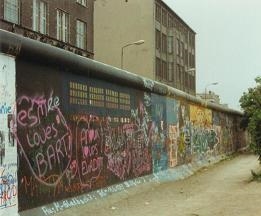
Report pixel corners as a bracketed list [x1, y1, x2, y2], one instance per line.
[15, 92, 72, 186]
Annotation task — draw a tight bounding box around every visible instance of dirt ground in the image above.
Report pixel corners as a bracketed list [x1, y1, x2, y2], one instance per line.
[57, 153, 261, 216]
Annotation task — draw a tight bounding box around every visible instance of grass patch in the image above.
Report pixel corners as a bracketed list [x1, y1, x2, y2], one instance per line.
[251, 169, 261, 182]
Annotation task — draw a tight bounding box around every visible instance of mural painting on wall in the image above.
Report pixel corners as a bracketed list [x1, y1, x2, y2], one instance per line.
[219, 113, 234, 153]
[212, 111, 234, 154]
[151, 94, 168, 173]
[0, 54, 17, 214]
[190, 105, 218, 158]
[177, 102, 192, 165]
[0, 54, 241, 213]
[165, 98, 179, 168]
[16, 61, 153, 211]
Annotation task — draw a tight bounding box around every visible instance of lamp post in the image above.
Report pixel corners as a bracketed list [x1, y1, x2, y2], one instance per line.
[205, 82, 218, 101]
[185, 68, 196, 94]
[185, 68, 196, 75]
[121, 40, 145, 69]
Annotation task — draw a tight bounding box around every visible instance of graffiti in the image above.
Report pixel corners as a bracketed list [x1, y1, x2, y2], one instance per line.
[0, 131, 5, 166]
[0, 103, 11, 115]
[105, 103, 152, 179]
[190, 105, 212, 127]
[41, 195, 97, 215]
[9, 55, 245, 213]
[168, 125, 178, 167]
[75, 115, 104, 188]
[144, 93, 152, 107]
[151, 125, 167, 173]
[0, 64, 12, 99]
[191, 127, 219, 155]
[151, 95, 168, 173]
[129, 102, 152, 176]
[176, 102, 192, 164]
[41, 176, 150, 216]
[221, 126, 233, 152]
[178, 124, 191, 157]
[15, 92, 72, 186]
[0, 167, 17, 209]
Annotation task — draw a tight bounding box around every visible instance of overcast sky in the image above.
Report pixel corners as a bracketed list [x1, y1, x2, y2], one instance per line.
[163, 0, 261, 110]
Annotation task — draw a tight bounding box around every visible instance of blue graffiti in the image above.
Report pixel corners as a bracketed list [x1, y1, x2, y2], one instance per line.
[0, 169, 17, 209]
[0, 103, 11, 115]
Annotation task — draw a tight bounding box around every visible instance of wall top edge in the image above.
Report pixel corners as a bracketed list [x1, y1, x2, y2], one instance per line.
[0, 29, 242, 116]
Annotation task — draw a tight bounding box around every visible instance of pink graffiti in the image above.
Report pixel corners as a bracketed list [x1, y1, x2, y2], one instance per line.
[75, 115, 103, 189]
[17, 92, 60, 128]
[14, 93, 72, 187]
[106, 150, 131, 180]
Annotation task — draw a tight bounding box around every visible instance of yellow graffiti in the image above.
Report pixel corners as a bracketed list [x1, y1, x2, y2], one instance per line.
[190, 105, 212, 127]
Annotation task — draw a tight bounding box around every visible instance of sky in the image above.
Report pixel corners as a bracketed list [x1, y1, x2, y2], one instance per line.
[163, 0, 261, 110]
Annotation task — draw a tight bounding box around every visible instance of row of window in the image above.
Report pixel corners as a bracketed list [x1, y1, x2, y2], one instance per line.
[155, 58, 195, 91]
[155, 3, 195, 48]
[156, 30, 173, 54]
[69, 81, 131, 110]
[3, 0, 87, 49]
[156, 30, 195, 68]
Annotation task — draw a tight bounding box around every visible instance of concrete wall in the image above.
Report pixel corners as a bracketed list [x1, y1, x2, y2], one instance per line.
[0, 53, 17, 214]
[94, 0, 155, 79]
[0, 30, 247, 213]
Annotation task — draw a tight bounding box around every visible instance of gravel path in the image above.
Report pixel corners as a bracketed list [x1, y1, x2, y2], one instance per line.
[57, 153, 261, 216]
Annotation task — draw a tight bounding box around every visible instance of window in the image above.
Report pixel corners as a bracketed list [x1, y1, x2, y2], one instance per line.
[189, 33, 195, 48]
[185, 72, 189, 88]
[76, 20, 87, 49]
[89, 87, 104, 107]
[180, 41, 184, 58]
[156, 57, 161, 79]
[33, 0, 47, 34]
[162, 61, 167, 80]
[119, 93, 130, 110]
[176, 64, 181, 83]
[168, 62, 173, 82]
[69, 81, 88, 106]
[184, 49, 188, 65]
[167, 36, 173, 54]
[189, 53, 195, 68]
[156, 30, 161, 50]
[168, 15, 173, 28]
[76, 0, 87, 7]
[4, 0, 19, 24]
[162, 33, 167, 53]
[155, 4, 161, 22]
[162, 9, 167, 26]
[57, 9, 69, 43]
[106, 89, 118, 109]
[176, 39, 180, 56]
[180, 66, 184, 87]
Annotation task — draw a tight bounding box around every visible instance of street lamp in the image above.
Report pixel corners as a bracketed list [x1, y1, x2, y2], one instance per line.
[185, 68, 196, 94]
[205, 82, 218, 100]
[186, 68, 196, 75]
[121, 40, 145, 69]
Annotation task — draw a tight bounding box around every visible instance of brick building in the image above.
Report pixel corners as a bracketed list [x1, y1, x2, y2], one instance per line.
[0, 0, 94, 58]
[94, 0, 196, 94]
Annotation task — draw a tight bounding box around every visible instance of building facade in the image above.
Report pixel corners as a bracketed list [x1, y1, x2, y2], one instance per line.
[0, 0, 94, 58]
[94, 0, 196, 94]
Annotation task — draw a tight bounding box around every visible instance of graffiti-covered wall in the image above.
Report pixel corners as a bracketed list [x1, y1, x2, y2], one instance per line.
[0, 53, 17, 215]
[12, 58, 245, 211]
[0, 31, 247, 213]
[15, 59, 154, 211]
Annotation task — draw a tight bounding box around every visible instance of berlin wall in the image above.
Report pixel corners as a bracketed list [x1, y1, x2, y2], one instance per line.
[0, 30, 247, 213]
